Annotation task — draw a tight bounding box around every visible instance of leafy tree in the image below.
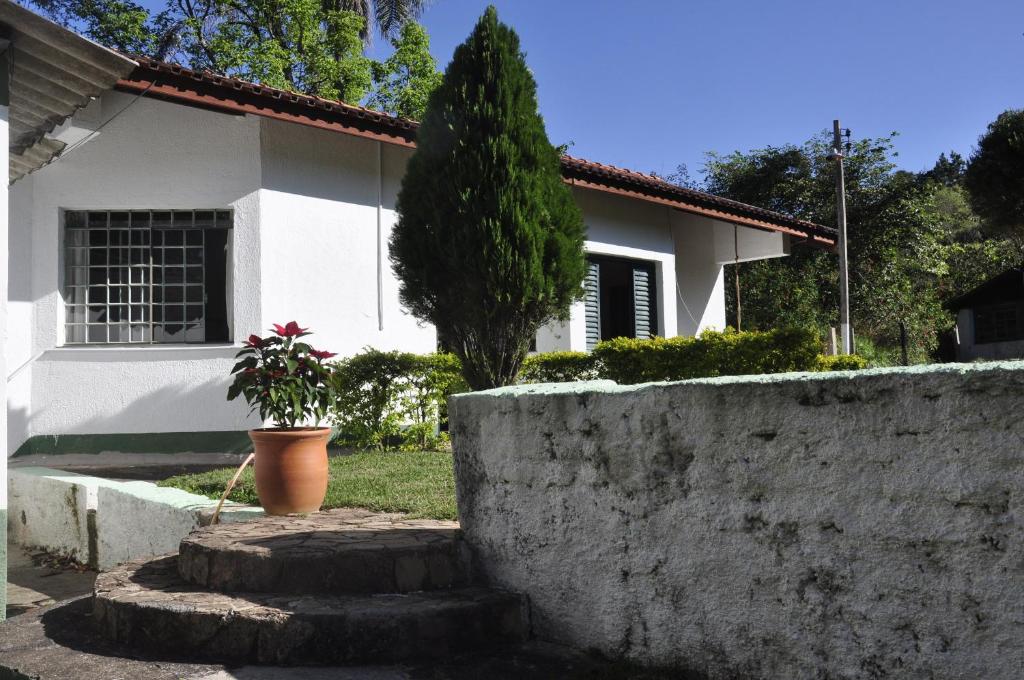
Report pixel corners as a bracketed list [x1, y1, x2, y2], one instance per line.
[29, 0, 167, 53]
[187, 0, 372, 99]
[23, 0, 437, 104]
[964, 109, 1024, 235]
[923, 151, 967, 188]
[704, 133, 953, 359]
[367, 20, 442, 119]
[334, 0, 428, 41]
[390, 7, 586, 390]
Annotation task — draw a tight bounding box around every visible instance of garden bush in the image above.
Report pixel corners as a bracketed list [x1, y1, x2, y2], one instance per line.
[814, 354, 869, 371]
[592, 327, 823, 384]
[330, 349, 465, 451]
[519, 351, 600, 383]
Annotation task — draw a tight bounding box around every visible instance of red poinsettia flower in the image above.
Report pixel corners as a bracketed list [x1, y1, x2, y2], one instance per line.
[310, 349, 337, 360]
[243, 334, 265, 348]
[272, 321, 308, 337]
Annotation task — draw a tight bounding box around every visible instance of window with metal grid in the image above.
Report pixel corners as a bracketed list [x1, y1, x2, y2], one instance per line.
[63, 210, 231, 344]
[974, 302, 1022, 344]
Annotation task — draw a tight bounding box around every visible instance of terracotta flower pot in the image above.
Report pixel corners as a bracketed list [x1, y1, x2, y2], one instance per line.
[249, 427, 330, 515]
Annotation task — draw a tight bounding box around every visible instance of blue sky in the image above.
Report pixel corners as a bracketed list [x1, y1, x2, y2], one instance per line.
[146, 0, 1024, 180]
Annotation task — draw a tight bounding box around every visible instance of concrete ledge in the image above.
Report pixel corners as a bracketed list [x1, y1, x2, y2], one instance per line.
[7, 467, 262, 570]
[96, 484, 262, 569]
[451, 360, 1024, 678]
[8, 468, 97, 566]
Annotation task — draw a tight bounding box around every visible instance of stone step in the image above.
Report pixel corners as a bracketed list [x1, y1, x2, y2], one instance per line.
[93, 555, 529, 666]
[177, 508, 470, 595]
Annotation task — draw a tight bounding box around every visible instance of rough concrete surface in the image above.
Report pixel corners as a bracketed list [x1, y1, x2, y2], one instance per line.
[5, 546, 95, 618]
[0, 596, 623, 680]
[95, 482, 262, 569]
[7, 469, 92, 564]
[178, 508, 468, 594]
[450, 363, 1024, 679]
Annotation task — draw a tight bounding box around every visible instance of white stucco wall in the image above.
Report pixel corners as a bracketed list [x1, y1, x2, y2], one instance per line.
[955, 308, 1024, 361]
[451, 363, 1024, 679]
[8, 93, 263, 447]
[6, 93, 793, 450]
[258, 119, 435, 357]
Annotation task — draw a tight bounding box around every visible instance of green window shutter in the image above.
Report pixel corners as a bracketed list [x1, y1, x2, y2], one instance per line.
[585, 260, 601, 350]
[632, 263, 656, 339]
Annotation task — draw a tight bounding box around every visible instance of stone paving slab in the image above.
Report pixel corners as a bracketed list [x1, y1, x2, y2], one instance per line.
[5, 546, 96, 618]
[178, 508, 468, 594]
[93, 555, 527, 665]
[0, 597, 638, 680]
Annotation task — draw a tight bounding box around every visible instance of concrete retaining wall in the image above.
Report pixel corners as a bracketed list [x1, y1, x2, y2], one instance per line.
[7, 467, 262, 569]
[449, 363, 1024, 680]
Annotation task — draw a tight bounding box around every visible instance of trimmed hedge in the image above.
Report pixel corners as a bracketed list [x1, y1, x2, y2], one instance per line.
[591, 328, 822, 384]
[329, 332, 865, 448]
[520, 351, 599, 383]
[330, 349, 465, 451]
[814, 354, 869, 371]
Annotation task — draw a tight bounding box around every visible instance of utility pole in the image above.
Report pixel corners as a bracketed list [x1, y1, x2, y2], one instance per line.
[832, 120, 851, 354]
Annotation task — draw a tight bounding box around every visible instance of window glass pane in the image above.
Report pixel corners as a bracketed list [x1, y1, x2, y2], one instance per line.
[64, 209, 232, 345]
[67, 306, 86, 323]
[194, 211, 214, 228]
[164, 248, 184, 265]
[155, 325, 184, 343]
[68, 268, 89, 287]
[67, 287, 87, 305]
[67, 247, 88, 266]
[108, 305, 128, 323]
[109, 324, 131, 343]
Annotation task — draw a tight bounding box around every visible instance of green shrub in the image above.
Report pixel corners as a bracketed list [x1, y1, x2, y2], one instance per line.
[520, 351, 599, 383]
[330, 349, 466, 451]
[814, 354, 869, 371]
[592, 327, 822, 384]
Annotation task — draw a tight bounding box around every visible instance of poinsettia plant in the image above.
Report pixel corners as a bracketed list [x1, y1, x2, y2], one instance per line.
[227, 322, 337, 429]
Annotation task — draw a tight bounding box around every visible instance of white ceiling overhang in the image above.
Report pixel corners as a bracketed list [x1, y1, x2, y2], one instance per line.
[0, 0, 136, 182]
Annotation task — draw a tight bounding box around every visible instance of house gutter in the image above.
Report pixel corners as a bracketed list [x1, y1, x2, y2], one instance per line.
[376, 140, 384, 331]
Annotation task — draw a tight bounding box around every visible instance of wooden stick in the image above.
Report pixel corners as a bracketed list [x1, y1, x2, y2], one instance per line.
[211, 452, 255, 525]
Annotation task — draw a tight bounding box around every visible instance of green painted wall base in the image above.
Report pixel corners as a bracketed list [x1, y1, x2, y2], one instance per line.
[12, 431, 252, 457]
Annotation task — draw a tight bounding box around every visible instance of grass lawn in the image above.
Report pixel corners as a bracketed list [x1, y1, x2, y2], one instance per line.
[157, 451, 457, 521]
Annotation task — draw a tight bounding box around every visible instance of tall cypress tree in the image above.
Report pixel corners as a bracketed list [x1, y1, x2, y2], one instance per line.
[390, 6, 586, 390]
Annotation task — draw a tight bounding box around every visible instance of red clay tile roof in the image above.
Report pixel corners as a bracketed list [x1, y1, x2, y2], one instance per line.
[117, 56, 835, 246]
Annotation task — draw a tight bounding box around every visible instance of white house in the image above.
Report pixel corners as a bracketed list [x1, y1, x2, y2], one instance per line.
[4, 52, 835, 459]
[948, 268, 1024, 361]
